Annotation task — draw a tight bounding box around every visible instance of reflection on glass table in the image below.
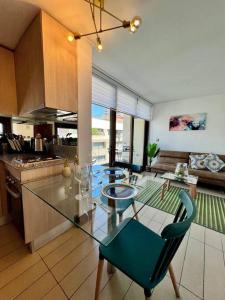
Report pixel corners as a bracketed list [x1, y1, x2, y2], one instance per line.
[23, 166, 165, 246]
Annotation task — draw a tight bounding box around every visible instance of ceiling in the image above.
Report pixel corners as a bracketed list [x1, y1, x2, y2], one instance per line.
[1, 0, 225, 103]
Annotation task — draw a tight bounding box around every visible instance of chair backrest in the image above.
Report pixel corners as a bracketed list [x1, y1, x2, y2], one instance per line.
[151, 190, 196, 282]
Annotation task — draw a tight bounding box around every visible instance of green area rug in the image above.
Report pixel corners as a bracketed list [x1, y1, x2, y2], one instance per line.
[136, 181, 225, 234]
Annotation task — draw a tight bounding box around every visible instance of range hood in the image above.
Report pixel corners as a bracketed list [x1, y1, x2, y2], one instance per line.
[13, 108, 77, 124]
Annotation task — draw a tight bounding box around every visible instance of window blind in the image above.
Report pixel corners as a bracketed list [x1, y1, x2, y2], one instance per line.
[137, 98, 152, 120]
[117, 88, 137, 116]
[92, 76, 116, 109]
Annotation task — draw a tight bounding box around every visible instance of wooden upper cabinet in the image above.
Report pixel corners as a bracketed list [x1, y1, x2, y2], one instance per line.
[0, 47, 17, 116]
[15, 11, 78, 115]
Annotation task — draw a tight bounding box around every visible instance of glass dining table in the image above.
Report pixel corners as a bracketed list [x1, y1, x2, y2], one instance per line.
[23, 165, 165, 247]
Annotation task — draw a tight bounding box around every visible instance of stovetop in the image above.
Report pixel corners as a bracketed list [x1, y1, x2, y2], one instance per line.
[11, 154, 63, 169]
[14, 155, 61, 164]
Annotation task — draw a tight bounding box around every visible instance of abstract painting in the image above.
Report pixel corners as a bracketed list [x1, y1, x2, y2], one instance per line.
[169, 113, 207, 131]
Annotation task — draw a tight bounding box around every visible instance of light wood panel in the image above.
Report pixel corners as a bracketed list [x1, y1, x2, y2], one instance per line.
[22, 187, 67, 244]
[0, 161, 7, 217]
[0, 47, 17, 116]
[21, 161, 73, 183]
[15, 13, 45, 115]
[42, 11, 78, 113]
[15, 11, 78, 115]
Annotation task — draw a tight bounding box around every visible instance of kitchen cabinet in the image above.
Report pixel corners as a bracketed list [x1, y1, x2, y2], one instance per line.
[0, 47, 17, 116]
[15, 11, 78, 115]
[0, 161, 7, 218]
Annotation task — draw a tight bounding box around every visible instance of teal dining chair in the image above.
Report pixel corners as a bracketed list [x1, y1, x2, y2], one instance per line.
[95, 190, 196, 300]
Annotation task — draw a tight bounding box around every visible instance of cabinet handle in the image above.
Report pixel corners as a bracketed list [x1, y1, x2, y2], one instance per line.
[5, 184, 21, 199]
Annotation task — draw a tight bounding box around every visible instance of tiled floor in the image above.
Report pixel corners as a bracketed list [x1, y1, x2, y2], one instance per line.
[0, 200, 224, 300]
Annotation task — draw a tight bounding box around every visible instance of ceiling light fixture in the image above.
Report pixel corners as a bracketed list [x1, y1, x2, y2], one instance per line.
[96, 37, 103, 52]
[67, 0, 142, 52]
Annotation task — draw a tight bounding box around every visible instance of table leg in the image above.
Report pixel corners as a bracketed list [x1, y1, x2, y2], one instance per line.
[161, 180, 168, 200]
[189, 184, 197, 199]
[107, 211, 116, 274]
[166, 180, 171, 191]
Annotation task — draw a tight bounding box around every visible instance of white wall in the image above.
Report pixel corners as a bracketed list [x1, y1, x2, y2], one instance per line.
[77, 39, 92, 166]
[150, 94, 225, 154]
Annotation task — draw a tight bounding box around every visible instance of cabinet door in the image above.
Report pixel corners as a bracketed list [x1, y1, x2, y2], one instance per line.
[0, 47, 17, 116]
[42, 12, 78, 113]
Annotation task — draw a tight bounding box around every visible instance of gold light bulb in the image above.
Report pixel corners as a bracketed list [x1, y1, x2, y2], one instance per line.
[129, 16, 142, 33]
[133, 16, 142, 28]
[67, 34, 75, 42]
[97, 37, 103, 52]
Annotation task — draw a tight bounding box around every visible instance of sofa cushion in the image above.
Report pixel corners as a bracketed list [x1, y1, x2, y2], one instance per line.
[151, 163, 176, 173]
[158, 157, 188, 165]
[159, 151, 190, 159]
[189, 154, 207, 169]
[204, 153, 225, 172]
[189, 168, 225, 181]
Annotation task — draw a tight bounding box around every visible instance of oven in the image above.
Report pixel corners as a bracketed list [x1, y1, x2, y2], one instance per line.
[5, 171, 24, 239]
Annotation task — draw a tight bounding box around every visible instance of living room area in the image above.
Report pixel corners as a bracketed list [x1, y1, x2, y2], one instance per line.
[0, 1, 224, 300]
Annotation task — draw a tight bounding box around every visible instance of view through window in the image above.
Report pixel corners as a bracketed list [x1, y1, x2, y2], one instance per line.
[92, 104, 110, 165]
[116, 113, 131, 163]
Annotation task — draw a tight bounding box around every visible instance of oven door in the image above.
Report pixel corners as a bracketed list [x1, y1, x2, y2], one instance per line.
[5, 183, 24, 239]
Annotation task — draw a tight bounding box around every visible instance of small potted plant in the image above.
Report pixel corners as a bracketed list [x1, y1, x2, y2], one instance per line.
[146, 141, 159, 172]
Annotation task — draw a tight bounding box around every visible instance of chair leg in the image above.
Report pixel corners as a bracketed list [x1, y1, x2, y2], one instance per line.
[144, 289, 152, 300]
[168, 264, 181, 298]
[95, 256, 104, 300]
[132, 203, 139, 221]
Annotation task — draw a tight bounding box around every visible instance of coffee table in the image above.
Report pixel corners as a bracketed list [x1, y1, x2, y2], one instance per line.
[161, 172, 198, 199]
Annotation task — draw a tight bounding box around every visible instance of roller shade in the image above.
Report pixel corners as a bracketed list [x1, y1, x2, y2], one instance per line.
[92, 76, 116, 109]
[117, 88, 137, 116]
[137, 98, 152, 120]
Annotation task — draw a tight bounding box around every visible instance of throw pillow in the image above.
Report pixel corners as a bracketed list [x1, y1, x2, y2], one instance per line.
[189, 154, 207, 169]
[205, 153, 225, 172]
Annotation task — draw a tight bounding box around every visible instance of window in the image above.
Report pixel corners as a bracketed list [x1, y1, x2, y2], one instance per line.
[92, 104, 110, 165]
[116, 112, 132, 163]
[92, 73, 152, 120]
[92, 74, 151, 168]
[57, 128, 77, 138]
[117, 88, 137, 116]
[93, 142, 105, 149]
[92, 76, 116, 109]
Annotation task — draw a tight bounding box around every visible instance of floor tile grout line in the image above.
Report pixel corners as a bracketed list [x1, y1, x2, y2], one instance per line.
[52, 243, 98, 284]
[38, 227, 88, 258]
[69, 262, 113, 299]
[0, 257, 45, 292]
[179, 283, 203, 300]
[40, 283, 61, 300]
[0, 246, 30, 274]
[38, 252, 69, 299]
[39, 231, 89, 262]
[13, 269, 50, 300]
[178, 229, 190, 285]
[122, 279, 133, 300]
[43, 235, 93, 270]
[202, 228, 206, 300]
[0, 243, 25, 262]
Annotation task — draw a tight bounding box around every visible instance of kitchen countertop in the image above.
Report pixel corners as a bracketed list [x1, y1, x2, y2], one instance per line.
[0, 154, 66, 170]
